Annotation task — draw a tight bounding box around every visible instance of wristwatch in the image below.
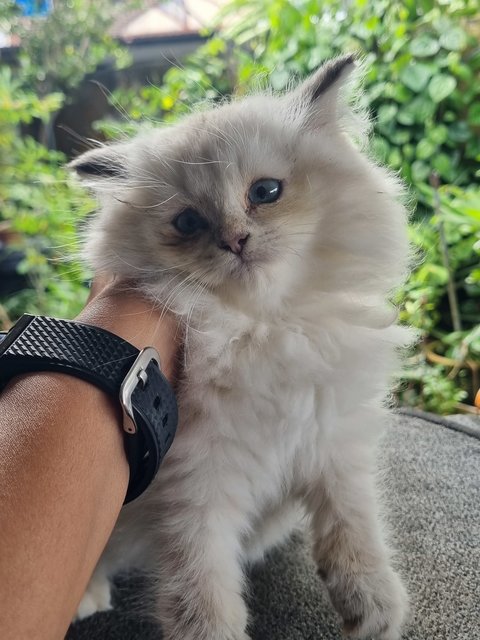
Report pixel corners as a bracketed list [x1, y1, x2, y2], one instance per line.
[0, 314, 178, 503]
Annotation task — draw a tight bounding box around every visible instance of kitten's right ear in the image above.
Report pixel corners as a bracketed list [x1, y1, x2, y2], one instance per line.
[288, 54, 357, 129]
[68, 145, 128, 181]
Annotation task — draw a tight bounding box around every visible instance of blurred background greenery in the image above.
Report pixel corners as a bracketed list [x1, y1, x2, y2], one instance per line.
[1, 0, 479, 414]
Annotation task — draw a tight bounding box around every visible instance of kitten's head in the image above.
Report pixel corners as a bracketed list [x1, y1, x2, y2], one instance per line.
[72, 55, 408, 310]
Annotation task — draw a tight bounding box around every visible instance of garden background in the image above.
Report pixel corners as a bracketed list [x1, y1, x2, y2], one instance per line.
[1, 0, 479, 413]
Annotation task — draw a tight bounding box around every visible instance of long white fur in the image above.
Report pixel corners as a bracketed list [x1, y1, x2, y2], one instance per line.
[73, 56, 412, 639]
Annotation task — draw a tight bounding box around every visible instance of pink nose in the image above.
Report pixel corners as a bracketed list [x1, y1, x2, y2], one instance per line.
[219, 233, 250, 255]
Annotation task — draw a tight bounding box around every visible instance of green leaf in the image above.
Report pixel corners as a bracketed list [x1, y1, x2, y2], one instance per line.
[416, 139, 436, 160]
[390, 82, 411, 103]
[402, 143, 415, 159]
[370, 136, 390, 162]
[389, 129, 411, 145]
[449, 62, 473, 82]
[428, 75, 457, 102]
[388, 148, 402, 168]
[468, 104, 480, 126]
[399, 62, 432, 92]
[398, 96, 436, 124]
[396, 108, 415, 126]
[410, 35, 440, 57]
[439, 27, 468, 52]
[467, 269, 480, 284]
[377, 103, 398, 125]
[365, 15, 380, 30]
[432, 153, 455, 181]
[427, 125, 448, 145]
[417, 264, 449, 285]
[411, 160, 430, 183]
[448, 122, 470, 143]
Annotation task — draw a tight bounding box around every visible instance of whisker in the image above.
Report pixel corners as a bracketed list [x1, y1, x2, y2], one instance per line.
[90, 80, 135, 126]
[113, 193, 179, 210]
[162, 157, 230, 166]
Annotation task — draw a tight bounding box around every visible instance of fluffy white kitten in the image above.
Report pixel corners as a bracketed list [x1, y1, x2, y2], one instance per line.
[72, 55, 411, 640]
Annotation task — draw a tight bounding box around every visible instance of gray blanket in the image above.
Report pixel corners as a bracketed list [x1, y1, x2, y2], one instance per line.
[67, 411, 480, 640]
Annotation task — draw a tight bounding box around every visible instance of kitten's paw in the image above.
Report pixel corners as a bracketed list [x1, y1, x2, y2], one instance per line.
[75, 572, 112, 621]
[321, 565, 408, 640]
[161, 602, 251, 640]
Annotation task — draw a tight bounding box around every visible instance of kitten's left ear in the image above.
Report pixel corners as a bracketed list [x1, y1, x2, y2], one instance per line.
[68, 144, 129, 182]
[289, 54, 357, 129]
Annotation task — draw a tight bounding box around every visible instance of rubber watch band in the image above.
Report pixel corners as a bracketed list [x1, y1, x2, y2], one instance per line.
[0, 314, 178, 503]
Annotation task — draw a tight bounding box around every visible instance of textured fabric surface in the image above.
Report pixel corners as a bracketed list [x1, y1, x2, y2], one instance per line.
[67, 413, 480, 640]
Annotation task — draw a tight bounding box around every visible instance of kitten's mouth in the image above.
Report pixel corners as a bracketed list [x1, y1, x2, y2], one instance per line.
[232, 256, 251, 271]
[229, 251, 267, 279]
[222, 241, 279, 283]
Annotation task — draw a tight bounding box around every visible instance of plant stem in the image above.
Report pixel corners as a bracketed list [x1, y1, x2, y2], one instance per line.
[430, 173, 462, 333]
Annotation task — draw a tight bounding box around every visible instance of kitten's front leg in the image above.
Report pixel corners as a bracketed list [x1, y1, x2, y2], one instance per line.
[305, 452, 407, 640]
[153, 499, 250, 640]
[75, 566, 112, 620]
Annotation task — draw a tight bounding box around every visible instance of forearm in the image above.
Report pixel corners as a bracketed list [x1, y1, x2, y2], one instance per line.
[0, 285, 178, 639]
[0, 373, 128, 640]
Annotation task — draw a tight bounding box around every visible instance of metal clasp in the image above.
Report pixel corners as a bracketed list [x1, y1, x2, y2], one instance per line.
[119, 347, 161, 435]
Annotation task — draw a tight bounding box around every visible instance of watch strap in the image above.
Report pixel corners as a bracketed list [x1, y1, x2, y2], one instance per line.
[0, 314, 139, 395]
[0, 315, 178, 503]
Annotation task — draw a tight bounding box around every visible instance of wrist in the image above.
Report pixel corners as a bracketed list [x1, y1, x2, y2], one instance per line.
[76, 287, 179, 384]
[0, 312, 178, 504]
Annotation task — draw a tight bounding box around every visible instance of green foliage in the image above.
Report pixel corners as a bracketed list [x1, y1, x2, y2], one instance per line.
[401, 186, 480, 338]
[123, 0, 480, 196]
[399, 359, 469, 415]
[0, 67, 91, 324]
[10, 0, 132, 97]
[102, 0, 480, 413]
[2, 0, 479, 413]
[0, 0, 138, 327]
[397, 184, 480, 412]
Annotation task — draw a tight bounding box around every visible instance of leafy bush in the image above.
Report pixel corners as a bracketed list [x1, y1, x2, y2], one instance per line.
[2, 0, 479, 413]
[398, 184, 480, 412]
[0, 67, 91, 325]
[0, 0, 135, 328]
[11, 0, 131, 97]
[104, 0, 480, 413]
[119, 0, 480, 197]
[100, 0, 480, 412]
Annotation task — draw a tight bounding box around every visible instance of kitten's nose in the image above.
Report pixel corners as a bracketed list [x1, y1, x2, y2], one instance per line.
[219, 233, 250, 255]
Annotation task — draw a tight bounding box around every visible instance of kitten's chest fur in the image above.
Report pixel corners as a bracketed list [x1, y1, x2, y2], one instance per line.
[182, 291, 383, 409]
[183, 296, 336, 414]
[169, 293, 385, 499]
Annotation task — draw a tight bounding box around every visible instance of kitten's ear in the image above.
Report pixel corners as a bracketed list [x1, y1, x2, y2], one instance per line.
[289, 54, 357, 129]
[68, 145, 128, 181]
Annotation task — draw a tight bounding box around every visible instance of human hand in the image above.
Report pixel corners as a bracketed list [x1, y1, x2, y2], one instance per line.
[77, 275, 180, 384]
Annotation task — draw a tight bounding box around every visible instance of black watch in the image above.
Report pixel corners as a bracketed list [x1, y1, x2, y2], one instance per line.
[0, 314, 178, 503]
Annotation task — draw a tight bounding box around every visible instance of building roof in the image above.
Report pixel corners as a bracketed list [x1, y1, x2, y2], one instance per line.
[0, 0, 229, 50]
[112, 0, 228, 42]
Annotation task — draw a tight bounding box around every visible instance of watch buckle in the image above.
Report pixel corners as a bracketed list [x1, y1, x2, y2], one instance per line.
[120, 347, 161, 435]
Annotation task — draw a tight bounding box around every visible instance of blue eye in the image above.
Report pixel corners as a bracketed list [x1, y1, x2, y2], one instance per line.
[173, 208, 208, 235]
[248, 178, 282, 205]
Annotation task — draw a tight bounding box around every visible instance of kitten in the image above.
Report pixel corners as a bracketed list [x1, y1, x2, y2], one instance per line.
[71, 55, 411, 640]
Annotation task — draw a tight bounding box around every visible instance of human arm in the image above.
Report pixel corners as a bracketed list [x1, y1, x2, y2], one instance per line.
[0, 281, 179, 640]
